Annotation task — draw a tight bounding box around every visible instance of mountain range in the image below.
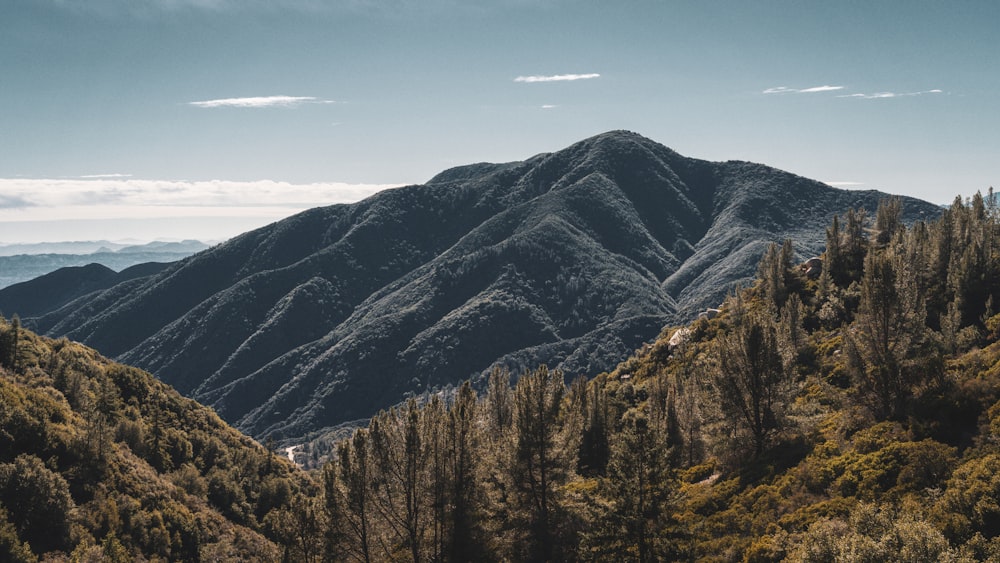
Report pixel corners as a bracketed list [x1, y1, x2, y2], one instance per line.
[0, 240, 209, 289]
[7, 131, 941, 443]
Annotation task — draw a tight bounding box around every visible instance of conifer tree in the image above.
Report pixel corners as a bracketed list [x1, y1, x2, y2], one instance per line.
[845, 244, 926, 419]
[590, 411, 673, 562]
[445, 382, 486, 561]
[874, 197, 903, 246]
[843, 207, 868, 283]
[324, 430, 375, 563]
[507, 365, 575, 561]
[757, 240, 794, 313]
[577, 379, 611, 476]
[712, 306, 788, 457]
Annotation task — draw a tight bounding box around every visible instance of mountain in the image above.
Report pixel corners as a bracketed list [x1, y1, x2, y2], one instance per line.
[0, 262, 171, 319]
[0, 240, 210, 289]
[14, 131, 941, 443]
[0, 319, 310, 561]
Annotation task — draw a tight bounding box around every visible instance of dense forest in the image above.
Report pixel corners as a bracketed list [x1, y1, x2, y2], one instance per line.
[0, 318, 315, 561]
[4, 192, 1000, 561]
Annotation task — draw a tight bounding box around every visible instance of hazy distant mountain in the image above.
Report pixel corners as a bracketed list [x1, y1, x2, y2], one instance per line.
[17, 131, 940, 442]
[0, 240, 210, 288]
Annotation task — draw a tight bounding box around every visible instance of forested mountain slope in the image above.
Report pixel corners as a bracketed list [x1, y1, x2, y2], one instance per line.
[308, 195, 1000, 561]
[16, 131, 939, 442]
[0, 319, 314, 561]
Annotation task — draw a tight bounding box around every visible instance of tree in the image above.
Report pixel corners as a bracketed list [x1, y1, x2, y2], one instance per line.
[368, 400, 428, 562]
[507, 366, 576, 561]
[874, 197, 903, 246]
[445, 383, 487, 561]
[712, 307, 788, 457]
[265, 494, 324, 563]
[845, 245, 926, 419]
[324, 430, 375, 563]
[0, 454, 75, 554]
[757, 240, 794, 312]
[577, 378, 611, 476]
[588, 411, 674, 562]
[485, 366, 513, 440]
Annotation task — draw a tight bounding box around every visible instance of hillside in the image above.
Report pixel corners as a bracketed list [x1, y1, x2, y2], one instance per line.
[302, 195, 1000, 561]
[0, 318, 315, 561]
[0, 262, 171, 318]
[14, 131, 940, 442]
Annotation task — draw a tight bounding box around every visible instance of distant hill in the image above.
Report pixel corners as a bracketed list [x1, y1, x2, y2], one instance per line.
[17, 131, 940, 443]
[0, 261, 172, 318]
[0, 240, 209, 288]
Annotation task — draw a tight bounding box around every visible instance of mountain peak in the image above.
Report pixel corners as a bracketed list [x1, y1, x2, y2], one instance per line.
[18, 134, 943, 443]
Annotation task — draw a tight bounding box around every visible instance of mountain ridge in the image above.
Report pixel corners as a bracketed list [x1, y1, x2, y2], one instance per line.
[12, 131, 941, 442]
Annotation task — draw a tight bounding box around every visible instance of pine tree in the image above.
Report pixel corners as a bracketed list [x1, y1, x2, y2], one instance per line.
[324, 430, 375, 563]
[446, 382, 486, 561]
[712, 306, 788, 457]
[507, 366, 575, 561]
[368, 401, 428, 563]
[874, 197, 903, 246]
[845, 244, 926, 419]
[757, 240, 794, 313]
[590, 411, 673, 562]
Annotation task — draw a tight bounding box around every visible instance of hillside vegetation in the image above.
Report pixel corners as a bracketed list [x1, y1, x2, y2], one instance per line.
[12, 131, 940, 443]
[304, 193, 1000, 561]
[0, 319, 315, 562]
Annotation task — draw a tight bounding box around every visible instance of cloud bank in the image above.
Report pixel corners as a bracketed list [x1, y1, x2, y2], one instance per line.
[189, 96, 332, 108]
[0, 178, 398, 243]
[514, 73, 600, 83]
[0, 178, 393, 213]
[763, 85, 844, 94]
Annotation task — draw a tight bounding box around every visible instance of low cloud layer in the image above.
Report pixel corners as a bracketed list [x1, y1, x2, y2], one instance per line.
[0, 178, 397, 243]
[514, 73, 600, 83]
[0, 178, 392, 210]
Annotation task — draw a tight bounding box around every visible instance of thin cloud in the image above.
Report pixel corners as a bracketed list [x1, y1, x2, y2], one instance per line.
[79, 173, 133, 179]
[189, 96, 333, 108]
[838, 89, 943, 99]
[514, 73, 600, 83]
[541, 104, 558, 109]
[763, 85, 844, 94]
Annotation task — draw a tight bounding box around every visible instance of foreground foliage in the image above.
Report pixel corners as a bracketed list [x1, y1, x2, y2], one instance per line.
[0, 320, 312, 561]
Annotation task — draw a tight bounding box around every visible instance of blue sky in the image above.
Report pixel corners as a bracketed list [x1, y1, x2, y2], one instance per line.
[1, 0, 998, 243]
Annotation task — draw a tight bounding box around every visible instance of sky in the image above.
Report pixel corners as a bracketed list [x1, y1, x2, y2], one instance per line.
[1, 0, 998, 243]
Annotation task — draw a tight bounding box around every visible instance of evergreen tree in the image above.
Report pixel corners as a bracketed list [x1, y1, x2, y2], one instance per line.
[845, 244, 926, 419]
[507, 366, 576, 561]
[874, 197, 903, 246]
[757, 240, 794, 313]
[712, 306, 788, 457]
[324, 430, 375, 563]
[446, 382, 487, 561]
[368, 401, 428, 562]
[587, 411, 674, 562]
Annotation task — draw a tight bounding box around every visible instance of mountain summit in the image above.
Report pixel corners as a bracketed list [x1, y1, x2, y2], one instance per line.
[18, 131, 939, 441]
